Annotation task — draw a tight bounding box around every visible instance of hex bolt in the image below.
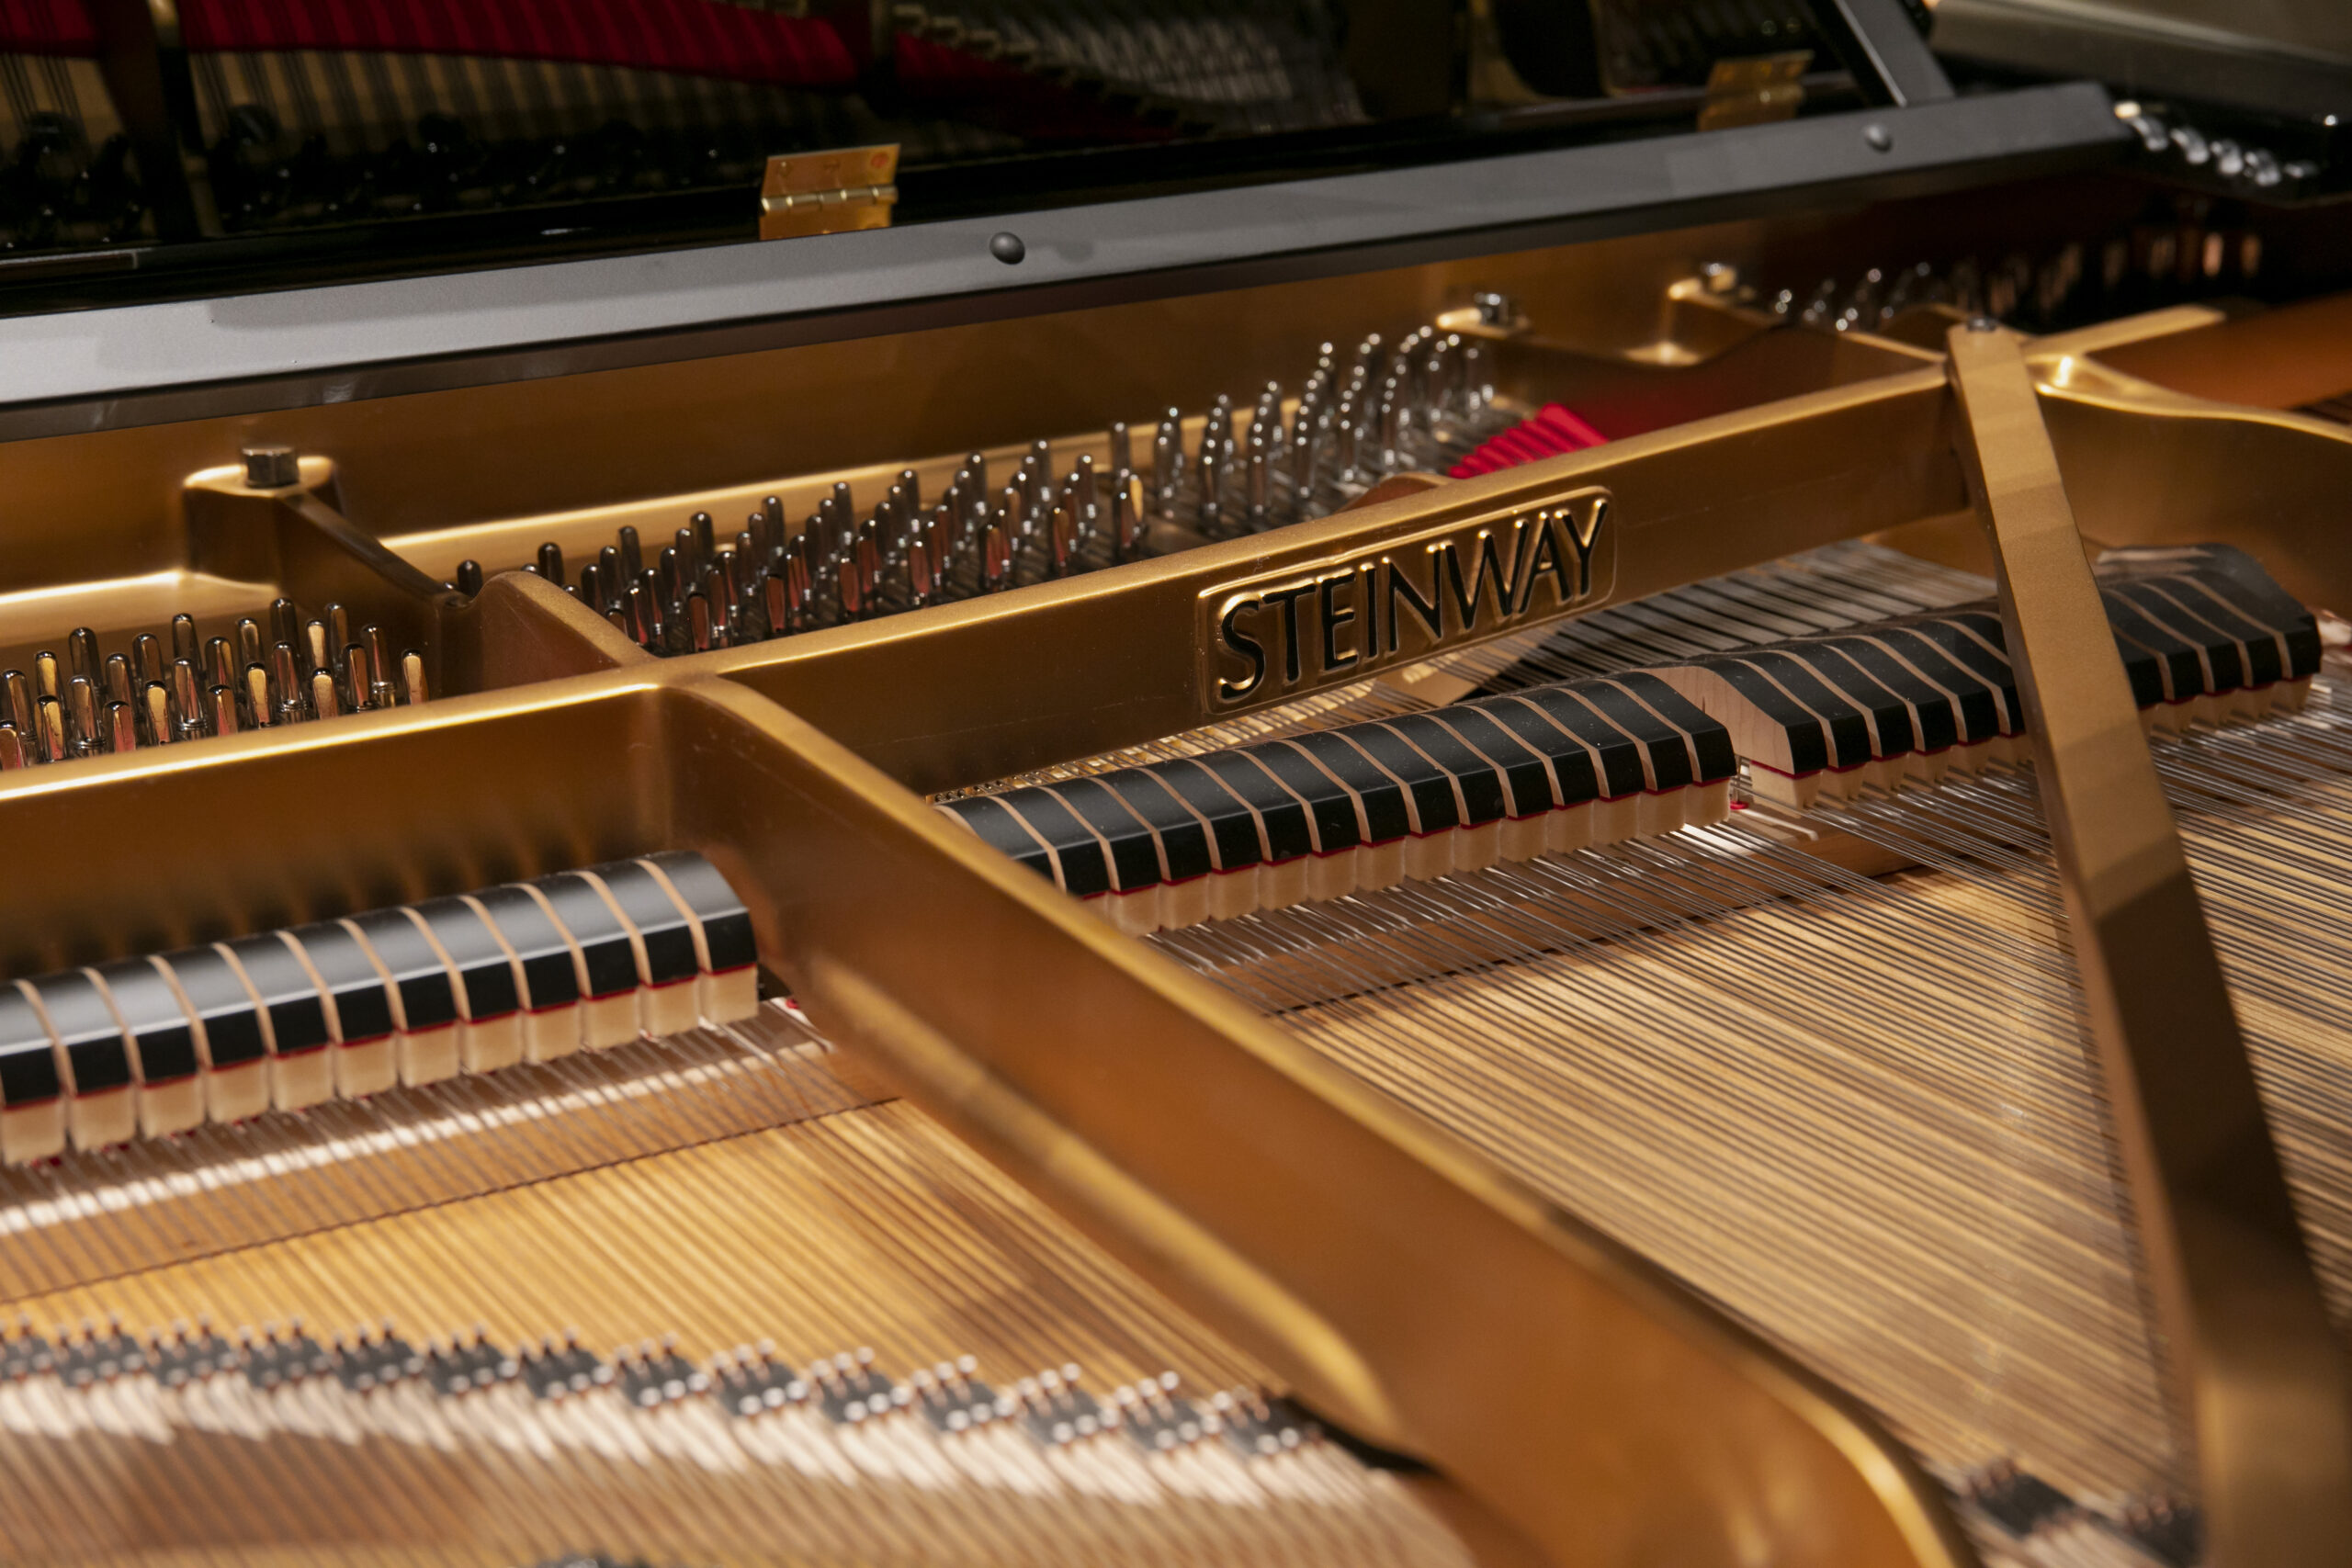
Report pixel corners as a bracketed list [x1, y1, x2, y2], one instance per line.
[242, 446, 300, 489]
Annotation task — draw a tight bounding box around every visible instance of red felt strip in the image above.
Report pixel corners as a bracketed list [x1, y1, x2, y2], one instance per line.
[1534, 403, 1608, 447]
[0, 0, 97, 55]
[1447, 403, 1606, 479]
[176, 0, 858, 88]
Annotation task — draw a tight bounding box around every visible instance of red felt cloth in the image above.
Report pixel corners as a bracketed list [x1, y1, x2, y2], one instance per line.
[1447, 403, 1608, 479]
[0, 0, 97, 56]
[177, 0, 858, 87]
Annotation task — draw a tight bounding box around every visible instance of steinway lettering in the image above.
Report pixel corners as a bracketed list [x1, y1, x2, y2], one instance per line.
[1202, 489, 1613, 707]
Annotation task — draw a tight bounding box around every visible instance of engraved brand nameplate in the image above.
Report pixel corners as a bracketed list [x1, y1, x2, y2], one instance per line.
[1199, 488, 1615, 709]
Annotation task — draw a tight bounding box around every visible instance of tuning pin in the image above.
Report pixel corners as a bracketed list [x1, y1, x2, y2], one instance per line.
[1334, 398, 1363, 484]
[32, 650, 58, 701]
[1152, 416, 1181, 513]
[1049, 493, 1075, 578]
[1110, 469, 1141, 563]
[1461, 341, 1490, 411]
[242, 664, 272, 729]
[365, 627, 394, 707]
[270, 643, 303, 721]
[836, 556, 863, 623]
[2, 670, 30, 736]
[208, 685, 237, 738]
[854, 523, 881, 613]
[1202, 395, 1231, 467]
[102, 653, 133, 711]
[337, 645, 368, 714]
[1423, 334, 1456, 415]
[980, 518, 1010, 592]
[761, 572, 788, 639]
[656, 545, 681, 611]
[693, 565, 728, 649]
[234, 617, 264, 671]
[170, 660, 201, 738]
[106, 700, 136, 754]
[64, 676, 99, 755]
[36, 695, 64, 761]
[127, 634, 161, 694]
[67, 626, 98, 684]
[311, 669, 340, 720]
[784, 536, 812, 630]
[399, 651, 426, 706]
[621, 581, 649, 647]
[303, 620, 332, 679]
[137, 681, 169, 748]
[923, 512, 949, 600]
[0, 726, 22, 771]
[907, 536, 934, 606]
[170, 614, 199, 665]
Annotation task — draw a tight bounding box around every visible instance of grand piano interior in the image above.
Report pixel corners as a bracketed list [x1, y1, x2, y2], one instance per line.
[0, 3, 2345, 1566]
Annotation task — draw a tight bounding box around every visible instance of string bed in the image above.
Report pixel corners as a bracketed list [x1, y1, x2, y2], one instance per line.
[0, 1010, 1466, 1566]
[1118, 553, 2352, 1565]
[0, 1000, 872, 1300]
[1154, 785, 2176, 1503]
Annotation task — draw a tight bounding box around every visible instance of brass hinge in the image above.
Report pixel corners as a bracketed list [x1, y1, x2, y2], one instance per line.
[1697, 51, 1810, 131]
[759, 143, 900, 241]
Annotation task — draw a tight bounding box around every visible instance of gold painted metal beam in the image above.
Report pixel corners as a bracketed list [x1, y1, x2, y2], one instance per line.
[9, 307, 2352, 1565]
[2023, 353, 2352, 611]
[0, 661, 1978, 1568]
[1945, 320, 2352, 1566]
[710, 364, 1966, 792]
[670, 676, 1981, 1568]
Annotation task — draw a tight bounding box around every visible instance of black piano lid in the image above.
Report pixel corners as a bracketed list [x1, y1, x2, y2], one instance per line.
[1931, 0, 2352, 126]
[0, 80, 2120, 439]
